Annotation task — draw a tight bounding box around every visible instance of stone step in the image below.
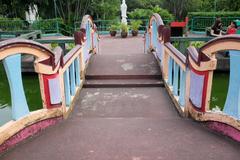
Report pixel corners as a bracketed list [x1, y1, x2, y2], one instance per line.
[85, 74, 162, 80]
[86, 54, 161, 78]
[83, 79, 164, 88]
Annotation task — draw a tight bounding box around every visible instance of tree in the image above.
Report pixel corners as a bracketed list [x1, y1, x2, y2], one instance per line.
[90, 0, 120, 20]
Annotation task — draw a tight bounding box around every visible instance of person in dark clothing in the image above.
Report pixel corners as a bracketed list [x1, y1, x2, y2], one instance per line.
[211, 17, 223, 36]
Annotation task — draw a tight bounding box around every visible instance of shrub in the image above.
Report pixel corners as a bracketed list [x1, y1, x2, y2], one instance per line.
[188, 12, 240, 18]
[108, 24, 119, 32]
[128, 6, 174, 21]
[128, 9, 153, 20]
[120, 23, 128, 33]
[31, 18, 63, 33]
[51, 43, 58, 49]
[0, 17, 27, 31]
[152, 6, 174, 21]
[130, 20, 142, 31]
[190, 41, 205, 48]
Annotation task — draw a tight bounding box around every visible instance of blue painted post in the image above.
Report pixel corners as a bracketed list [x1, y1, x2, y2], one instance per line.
[179, 69, 186, 106]
[86, 21, 91, 51]
[173, 62, 179, 96]
[64, 68, 71, 106]
[145, 33, 149, 53]
[83, 22, 91, 63]
[156, 41, 164, 62]
[93, 32, 97, 49]
[223, 51, 240, 119]
[75, 57, 81, 86]
[168, 57, 173, 86]
[152, 20, 157, 49]
[3, 54, 29, 120]
[70, 61, 76, 96]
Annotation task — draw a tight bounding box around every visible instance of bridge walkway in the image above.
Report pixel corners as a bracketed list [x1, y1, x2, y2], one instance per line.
[2, 35, 240, 160]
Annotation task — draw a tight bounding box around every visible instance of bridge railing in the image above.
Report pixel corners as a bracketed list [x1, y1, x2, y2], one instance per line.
[146, 13, 189, 115]
[0, 15, 99, 153]
[190, 16, 240, 32]
[146, 13, 240, 140]
[187, 36, 240, 131]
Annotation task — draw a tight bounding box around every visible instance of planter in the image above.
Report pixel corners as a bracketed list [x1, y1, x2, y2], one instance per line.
[121, 31, 128, 38]
[110, 31, 117, 37]
[132, 30, 138, 36]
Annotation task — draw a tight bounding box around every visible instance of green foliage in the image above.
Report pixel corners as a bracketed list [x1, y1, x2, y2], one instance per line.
[51, 43, 59, 49]
[128, 9, 153, 20]
[128, 6, 174, 21]
[188, 12, 240, 18]
[31, 18, 63, 33]
[152, 6, 174, 20]
[109, 24, 119, 32]
[90, 0, 120, 20]
[66, 43, 75, 50]
[126, 0, 164, 12]
[120, 23, 129, 33]
[130, 20, 142, 31]
[0, 17, 27, 31]
[190, 41, 205, 48]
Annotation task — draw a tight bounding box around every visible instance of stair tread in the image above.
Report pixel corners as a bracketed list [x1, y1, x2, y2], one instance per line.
[85, 79, 162, 84]
[83, 79, 164, 88]
[85, 74, 161, 80]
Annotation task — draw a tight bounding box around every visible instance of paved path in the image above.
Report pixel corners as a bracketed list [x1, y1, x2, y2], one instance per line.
[2, 36, 240, 160]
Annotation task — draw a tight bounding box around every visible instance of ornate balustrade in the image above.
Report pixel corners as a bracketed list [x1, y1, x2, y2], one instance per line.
[0, 15, 99, 153]
[146, 13, 240, 141]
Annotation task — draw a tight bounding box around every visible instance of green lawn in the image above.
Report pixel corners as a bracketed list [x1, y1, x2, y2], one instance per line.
[0, 63, 42, 111]
[210, 72, 229, 110]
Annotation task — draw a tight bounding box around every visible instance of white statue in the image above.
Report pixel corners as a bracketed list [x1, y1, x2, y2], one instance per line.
[121, 0, 127, 25]
[25, 4, 38, 23]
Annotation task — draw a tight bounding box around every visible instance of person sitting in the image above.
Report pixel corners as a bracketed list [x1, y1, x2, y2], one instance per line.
[210, 17, 223, 37]
[226, 21, 237, 34]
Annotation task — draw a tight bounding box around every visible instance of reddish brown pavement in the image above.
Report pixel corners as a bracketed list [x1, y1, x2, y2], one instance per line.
[99, 35, 145, 55]
[1, 35, 240, 160]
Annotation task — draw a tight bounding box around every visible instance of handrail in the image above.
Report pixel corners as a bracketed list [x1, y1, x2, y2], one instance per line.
[0, 15, 99, 153]
[146, 13, 240, 141]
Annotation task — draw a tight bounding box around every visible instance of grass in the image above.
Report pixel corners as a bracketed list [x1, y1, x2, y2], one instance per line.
[0, 62, 42, 112]
[210, 72, 229, 110]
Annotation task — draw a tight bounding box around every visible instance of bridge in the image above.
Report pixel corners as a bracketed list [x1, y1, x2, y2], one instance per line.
[0, 14, 240, 159]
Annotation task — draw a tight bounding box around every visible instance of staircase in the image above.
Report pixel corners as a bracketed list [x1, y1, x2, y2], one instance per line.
[84, 54, 163, 88]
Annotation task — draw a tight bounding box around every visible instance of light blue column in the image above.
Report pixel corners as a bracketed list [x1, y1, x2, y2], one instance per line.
[223, 51, 240, 119]
[70, 62, 76, 96]
[64, 68, 71, 106]
[75, 57, 81, 86]
[145, 33, 149, 53]
[173, 62, 179, 96]
[86, 21, 91, 51]
[156, 41, 164, 63]
[93, 32, 97, 49]
[168, 57, 173, 86]
[152, 20, 157, 49]
[179, 69, 186, 106]
[3, 54, 29, 120]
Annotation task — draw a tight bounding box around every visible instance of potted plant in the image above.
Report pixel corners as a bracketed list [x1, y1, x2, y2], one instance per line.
[120, 23, 128, 38]
[109, 24, 118, 37]
[130, 20, 142, 36]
